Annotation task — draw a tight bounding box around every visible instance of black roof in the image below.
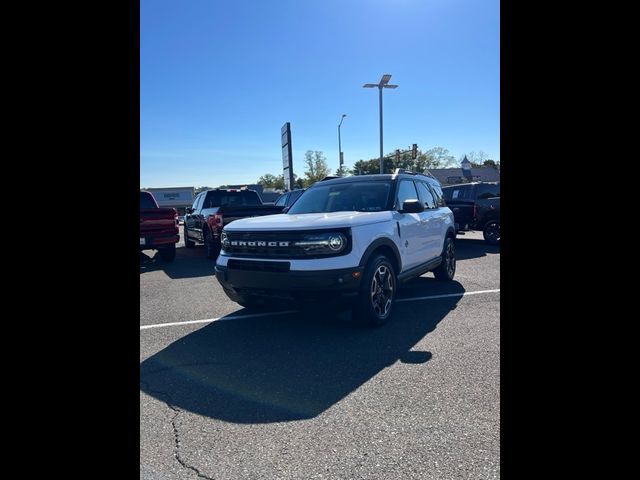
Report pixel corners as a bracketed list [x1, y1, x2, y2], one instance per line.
[313, 172, 441, 187]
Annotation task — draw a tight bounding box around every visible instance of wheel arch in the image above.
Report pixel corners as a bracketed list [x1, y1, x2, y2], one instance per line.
[358, 237, 402, 275]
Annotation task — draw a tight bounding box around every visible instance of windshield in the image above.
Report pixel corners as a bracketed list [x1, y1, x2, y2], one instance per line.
[288, 181, 392, 214]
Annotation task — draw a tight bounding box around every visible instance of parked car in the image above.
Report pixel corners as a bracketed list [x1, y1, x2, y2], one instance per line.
[274, 189, 306, 209]
[184, 188, 285, 259]
[140, 191, 179, 261]
[215, 170, 456, 326]
[442, 182, 500, 245]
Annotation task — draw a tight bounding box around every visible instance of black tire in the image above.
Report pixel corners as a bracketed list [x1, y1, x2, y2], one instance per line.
[353, 255, 397, 326]
[433, 236, 456, 281]
[204, 228, 220, 259]
[483, 220, 500, 245]
[184, 227, 195, 248]
[158, 243, 176, 262]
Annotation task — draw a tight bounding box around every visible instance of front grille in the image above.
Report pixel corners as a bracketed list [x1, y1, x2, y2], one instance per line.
[227, 259, 290, 272]
[223, 229, 351, 259]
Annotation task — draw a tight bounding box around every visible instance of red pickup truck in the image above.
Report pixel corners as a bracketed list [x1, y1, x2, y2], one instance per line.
[140, 191, 180, 261]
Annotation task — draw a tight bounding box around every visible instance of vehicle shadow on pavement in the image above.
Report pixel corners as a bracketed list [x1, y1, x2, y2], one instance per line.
[139, 245, 215, 279]
[454, 237, 500, 261]
[140, 281, 464, 424]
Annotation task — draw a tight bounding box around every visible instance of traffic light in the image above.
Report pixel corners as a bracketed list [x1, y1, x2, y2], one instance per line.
[411, 144, 418, 159]
[395, 149, 400, 162]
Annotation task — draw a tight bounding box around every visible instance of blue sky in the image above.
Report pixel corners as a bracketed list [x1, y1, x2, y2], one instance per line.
[140, 0, 499, 187]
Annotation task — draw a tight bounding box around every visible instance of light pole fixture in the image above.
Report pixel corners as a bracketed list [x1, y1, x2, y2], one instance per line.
[363, 74, 398, 174]
[338, 114, 347, 175]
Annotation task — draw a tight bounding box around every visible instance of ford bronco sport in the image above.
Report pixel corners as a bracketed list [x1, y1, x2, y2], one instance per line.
[215, 170, 457, 325]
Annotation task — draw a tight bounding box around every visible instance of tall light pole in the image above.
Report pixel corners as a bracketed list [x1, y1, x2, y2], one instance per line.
[338, 114, 346, 175]
[363, 74, 398, 174]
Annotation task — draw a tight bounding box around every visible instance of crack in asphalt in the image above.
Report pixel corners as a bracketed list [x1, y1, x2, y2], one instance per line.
[140, 379, 215, 480]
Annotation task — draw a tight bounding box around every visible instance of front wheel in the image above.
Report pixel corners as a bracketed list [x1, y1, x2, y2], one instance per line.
[204, 228, 220, 259]
[433, 236, 456, 281]
[184, 227, 195, 248]
[483, 220, 500, 245]
[353, 255, 397, 326]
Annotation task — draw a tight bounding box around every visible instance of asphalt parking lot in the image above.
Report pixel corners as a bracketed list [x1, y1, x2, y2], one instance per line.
[140, 228, 500, 480]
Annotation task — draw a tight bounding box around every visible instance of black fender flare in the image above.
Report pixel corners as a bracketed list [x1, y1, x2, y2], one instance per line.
[446, 226, 456, 238]
[358, 237, 402, 273]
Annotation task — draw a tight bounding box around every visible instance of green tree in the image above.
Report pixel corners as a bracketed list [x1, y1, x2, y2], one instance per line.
[349, 145, 457, 176]
[423, 147, 456, 169]
[257, 173, 281, 188]
[335, 166, 349, 177]
[303, 150, 331, 186]
[482, 159, 499, 169]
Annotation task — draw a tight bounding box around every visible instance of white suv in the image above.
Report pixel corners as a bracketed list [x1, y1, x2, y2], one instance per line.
[215, 170, 456, 325]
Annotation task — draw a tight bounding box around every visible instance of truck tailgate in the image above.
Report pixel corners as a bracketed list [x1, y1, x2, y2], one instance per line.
[140, 208, 177, 233]
[218, 205, 284, 226]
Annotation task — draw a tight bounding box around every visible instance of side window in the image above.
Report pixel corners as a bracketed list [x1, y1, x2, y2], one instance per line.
[275, 194, 288, 207]
[416, 181, 436, 209]
[429, 183, 445, 207]
[446, 185, 472, 201]
[477, 183, 500, 199]
[396, 180, 419, 209]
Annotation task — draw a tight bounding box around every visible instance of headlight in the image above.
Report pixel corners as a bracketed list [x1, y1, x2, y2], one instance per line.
[220, 231, 229, 249]
[294, 232, 348, 255]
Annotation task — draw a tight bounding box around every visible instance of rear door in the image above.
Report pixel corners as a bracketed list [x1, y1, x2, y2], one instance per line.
[393, 179, 423, 271]
[426, 182, 453, 255]
[415, 180, 441, 260]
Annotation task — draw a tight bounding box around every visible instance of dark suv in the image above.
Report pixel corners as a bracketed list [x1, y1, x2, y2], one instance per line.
[442, 182, 500, 245]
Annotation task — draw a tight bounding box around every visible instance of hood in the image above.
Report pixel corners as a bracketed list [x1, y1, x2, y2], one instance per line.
[224, 211, 393, 231]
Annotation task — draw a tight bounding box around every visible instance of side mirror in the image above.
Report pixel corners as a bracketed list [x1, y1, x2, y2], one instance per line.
[400, 199, 424, 214]
[186, 207, 193, 214]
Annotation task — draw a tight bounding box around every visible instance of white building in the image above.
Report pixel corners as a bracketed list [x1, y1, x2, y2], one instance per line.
[141, 187, 195, 215]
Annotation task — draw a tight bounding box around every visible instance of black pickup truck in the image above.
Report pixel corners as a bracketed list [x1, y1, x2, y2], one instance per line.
[442, 182, 500, 245]
[184, 188, 284, 258]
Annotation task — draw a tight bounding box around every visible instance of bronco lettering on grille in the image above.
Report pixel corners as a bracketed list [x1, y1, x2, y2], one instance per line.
[230, 240, 290, 247]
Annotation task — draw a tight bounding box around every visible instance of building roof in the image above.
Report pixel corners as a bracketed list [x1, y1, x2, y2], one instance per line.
[427, 167, 500, 185]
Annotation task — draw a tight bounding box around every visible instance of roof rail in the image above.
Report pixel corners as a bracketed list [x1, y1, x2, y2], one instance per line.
[393, 168, 438, 181]
[320, 175, 340, 181]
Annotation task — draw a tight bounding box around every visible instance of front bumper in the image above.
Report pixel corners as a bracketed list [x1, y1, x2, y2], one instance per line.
[215, 263, 364, 306]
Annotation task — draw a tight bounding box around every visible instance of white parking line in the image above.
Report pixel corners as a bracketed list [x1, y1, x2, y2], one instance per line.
[139, 289, 499, 331]
[140, 310, 296, 331]
[396, 288, 500, 303]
